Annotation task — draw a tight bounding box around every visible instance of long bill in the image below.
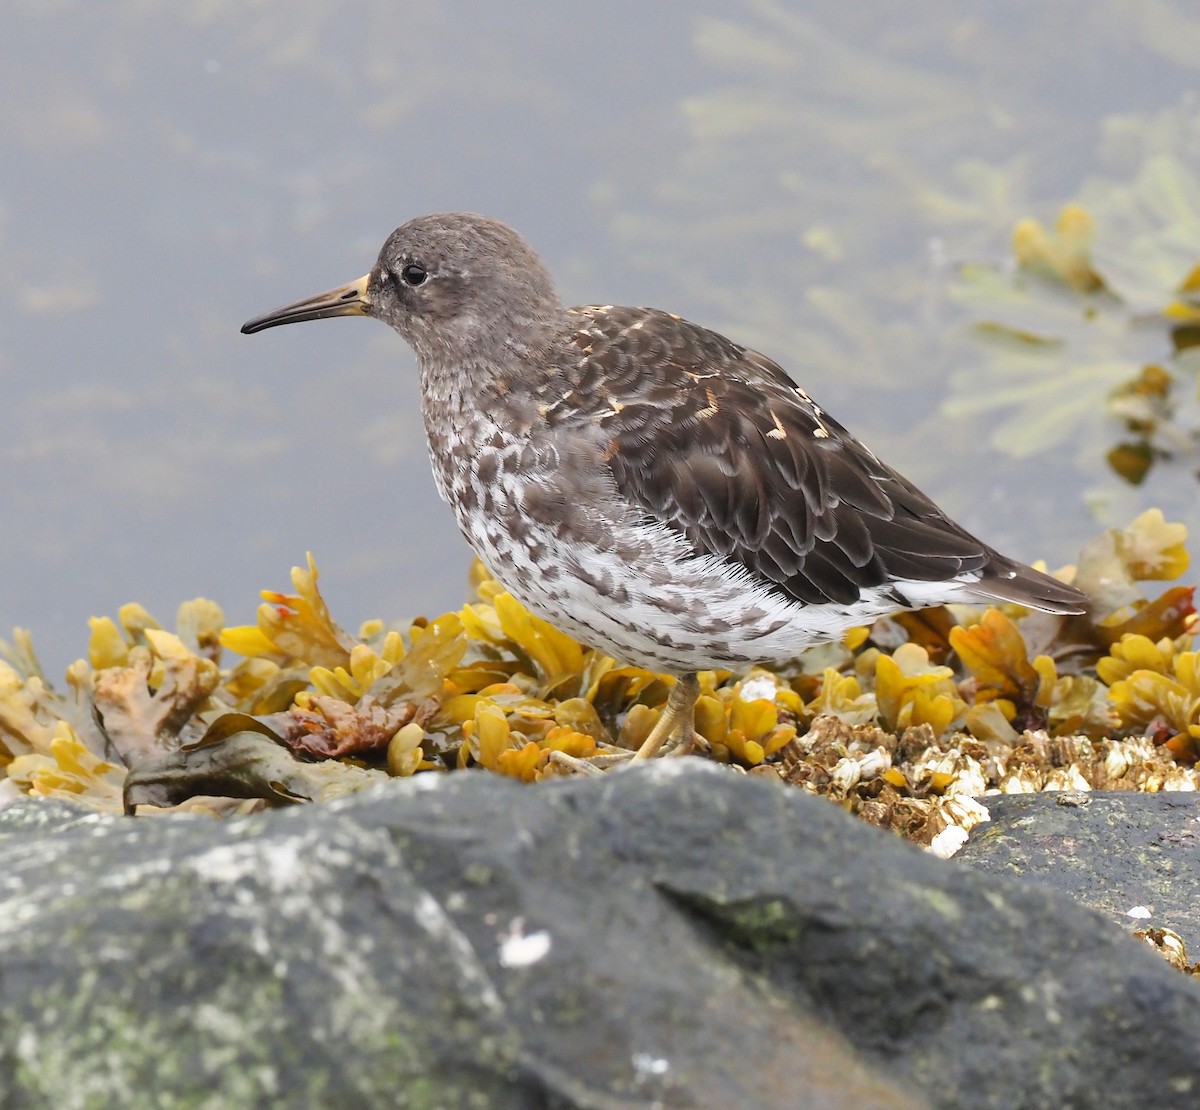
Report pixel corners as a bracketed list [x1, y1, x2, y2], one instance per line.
[241, 274, 371, 334]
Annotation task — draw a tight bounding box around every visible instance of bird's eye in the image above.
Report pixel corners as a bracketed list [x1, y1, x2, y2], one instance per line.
[401, 263, 428, 286]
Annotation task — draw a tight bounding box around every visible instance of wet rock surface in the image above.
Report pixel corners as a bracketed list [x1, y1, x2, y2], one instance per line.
[0, 763, 1198, 1109]
[959, 791, 1200, 951]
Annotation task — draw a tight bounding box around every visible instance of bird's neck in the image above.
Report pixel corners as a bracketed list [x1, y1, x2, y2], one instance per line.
[409, 299, 563, 365]
[416, 309, 566, 420]
[417, 325, 561, 514]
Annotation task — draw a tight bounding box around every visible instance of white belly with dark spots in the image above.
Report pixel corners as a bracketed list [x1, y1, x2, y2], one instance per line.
[454, 478, 968, 671]
[426, 410, 979, 673]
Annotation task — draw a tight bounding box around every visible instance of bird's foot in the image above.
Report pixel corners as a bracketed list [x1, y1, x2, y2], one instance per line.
[544, 750, 607, 775]
[631, 672, 699, 761]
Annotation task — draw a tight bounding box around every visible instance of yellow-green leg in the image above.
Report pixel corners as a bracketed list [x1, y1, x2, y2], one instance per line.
[632, 672, 699, 761]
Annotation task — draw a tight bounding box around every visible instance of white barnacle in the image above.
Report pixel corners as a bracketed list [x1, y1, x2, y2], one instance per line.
[928, 795, 990, 859]
[830, 756, 862, 793]
[498, 918, 552, 968]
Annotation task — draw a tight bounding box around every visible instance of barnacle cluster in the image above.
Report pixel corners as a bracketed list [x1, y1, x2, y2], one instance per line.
[1135, 927, 1200, 978]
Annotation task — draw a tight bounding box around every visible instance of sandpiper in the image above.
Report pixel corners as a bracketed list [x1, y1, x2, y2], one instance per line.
[243, 213, 1086, 759]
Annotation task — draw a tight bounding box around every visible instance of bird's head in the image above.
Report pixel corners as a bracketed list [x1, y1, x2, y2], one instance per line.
[242, 213, 562, 365]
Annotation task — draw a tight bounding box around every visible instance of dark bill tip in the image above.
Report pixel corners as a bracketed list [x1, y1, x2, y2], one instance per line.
[241, 274, 371, 335]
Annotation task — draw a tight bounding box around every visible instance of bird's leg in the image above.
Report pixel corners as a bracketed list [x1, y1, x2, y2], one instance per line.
[632, 672, 699, 761]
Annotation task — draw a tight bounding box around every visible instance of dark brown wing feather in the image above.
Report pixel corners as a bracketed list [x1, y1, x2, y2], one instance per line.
[556, 306, 1084, 613]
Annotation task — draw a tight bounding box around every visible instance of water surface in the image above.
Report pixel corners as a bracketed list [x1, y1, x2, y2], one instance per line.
[3, 0, 1199, 672]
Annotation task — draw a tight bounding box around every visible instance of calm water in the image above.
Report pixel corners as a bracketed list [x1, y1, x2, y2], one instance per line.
[3, 0, 1200, 674]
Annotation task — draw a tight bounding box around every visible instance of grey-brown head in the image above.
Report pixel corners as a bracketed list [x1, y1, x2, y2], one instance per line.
[241, 213, 563, 364]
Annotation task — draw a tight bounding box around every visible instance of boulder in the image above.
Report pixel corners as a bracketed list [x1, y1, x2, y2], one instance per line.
[959, 791, 1200, 951]
[0, 763, 1197, 1108]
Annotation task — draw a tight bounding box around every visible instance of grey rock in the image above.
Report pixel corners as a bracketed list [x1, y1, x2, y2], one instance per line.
[958, 791, 1200, 950]
[0, 763, 1197, 1109]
